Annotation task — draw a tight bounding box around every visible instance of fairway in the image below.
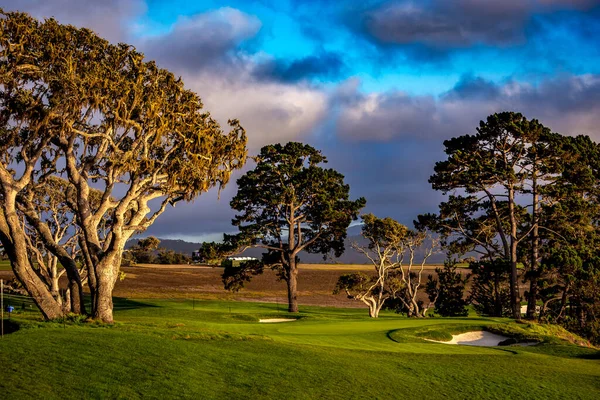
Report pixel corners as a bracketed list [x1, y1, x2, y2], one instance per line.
[1, 298, 599, 399]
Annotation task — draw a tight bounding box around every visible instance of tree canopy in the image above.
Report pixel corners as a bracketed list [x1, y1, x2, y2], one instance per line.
[425, 112, 558, 319]
[227, 142, 365, 312]
[0, 10, 247, 322]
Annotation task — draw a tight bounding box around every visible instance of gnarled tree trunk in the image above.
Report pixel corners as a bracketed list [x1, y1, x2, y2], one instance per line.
[0, 206, 64, 320]
[94, 274, 115, 323]
[68, 278, 84, 315]
[92, 251, 123, 323]
[361, 296, 384, 318]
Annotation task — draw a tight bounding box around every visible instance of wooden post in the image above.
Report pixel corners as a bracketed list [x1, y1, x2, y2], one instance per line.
[1, 279, 4, 338]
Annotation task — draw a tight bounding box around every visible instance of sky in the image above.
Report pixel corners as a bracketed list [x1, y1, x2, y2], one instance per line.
[4, 0, 600, 242]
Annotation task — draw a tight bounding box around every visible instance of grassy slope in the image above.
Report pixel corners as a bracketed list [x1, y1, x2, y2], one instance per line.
[0, 299, 599, 399]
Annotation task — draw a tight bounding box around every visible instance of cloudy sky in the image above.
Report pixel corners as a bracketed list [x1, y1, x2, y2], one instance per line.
[4, 0, 600, 241]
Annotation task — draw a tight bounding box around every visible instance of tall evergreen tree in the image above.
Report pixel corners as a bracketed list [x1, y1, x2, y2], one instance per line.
[426, 260, 470, 317]
[427, 112, 555, 319]
[228, 142, 365, 312]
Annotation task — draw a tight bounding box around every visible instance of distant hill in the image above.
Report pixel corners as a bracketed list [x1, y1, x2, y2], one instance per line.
[126, 238, 203, 255]
[237, 234, 448, 264]
[127, 231, 449, 265]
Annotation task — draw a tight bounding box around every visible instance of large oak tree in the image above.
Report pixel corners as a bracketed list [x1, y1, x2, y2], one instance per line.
[0, 11, 247, 322]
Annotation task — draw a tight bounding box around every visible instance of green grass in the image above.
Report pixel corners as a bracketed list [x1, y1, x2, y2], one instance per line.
[0, 260, 67, 272]
[1, 298, 599, 399]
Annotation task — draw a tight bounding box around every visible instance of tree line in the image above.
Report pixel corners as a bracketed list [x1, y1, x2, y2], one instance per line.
[1, 11, 598, 344]
[122, 237, 191, 266]
[216, 117, 600, 344]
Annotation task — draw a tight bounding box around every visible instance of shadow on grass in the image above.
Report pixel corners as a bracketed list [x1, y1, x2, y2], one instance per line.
[488, 347, 519, 355]
[577, 351, 600, 360]
[112, 297, 160, 311]
[1, 319, 20, 334]
[386, 329, 403, 343]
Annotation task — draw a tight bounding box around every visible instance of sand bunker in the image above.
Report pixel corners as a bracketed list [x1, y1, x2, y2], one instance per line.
[430, 331, 537, 347]
[259, 318, 297, 323]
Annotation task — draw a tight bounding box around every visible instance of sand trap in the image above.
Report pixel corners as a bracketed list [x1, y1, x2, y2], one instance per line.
[445, 331, 511, 346]
[429, 331, 537, 347]
[259, 318, 297, 323]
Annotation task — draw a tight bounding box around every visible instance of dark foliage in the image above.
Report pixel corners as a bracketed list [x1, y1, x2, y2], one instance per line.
[468, 260, 512, 317]
[426, 260, 470, 317]
[222, 260, 264, 292]
[225, 142, 365, 312]
[193, 241, 233, 264]
[129, 237, 161, 264]
[155, 249, 191, 265]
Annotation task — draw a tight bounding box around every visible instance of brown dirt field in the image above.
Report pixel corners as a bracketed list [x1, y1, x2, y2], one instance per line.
[0, 270, 13, 282]
[113, 263, 456, 307]
[115, 264, 376, 307]
[1, 263, 472, 308]
[291, 263, 444, 271]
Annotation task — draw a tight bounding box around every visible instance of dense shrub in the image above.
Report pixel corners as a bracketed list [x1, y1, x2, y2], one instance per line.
[121, 251, 137, 267]
[155, 249, 191, 265]
[468, 259, 512, 317]
[129, 237, 161, 264]
[194, 242, 228, 265]
[426, 260, 470, 317]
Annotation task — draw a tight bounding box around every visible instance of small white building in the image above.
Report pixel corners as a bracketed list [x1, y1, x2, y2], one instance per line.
[221, 256, 259, 267]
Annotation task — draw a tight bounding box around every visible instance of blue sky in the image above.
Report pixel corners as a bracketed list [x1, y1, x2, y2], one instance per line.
[132, 0, 600, 95]
[4, 0, 600, 241]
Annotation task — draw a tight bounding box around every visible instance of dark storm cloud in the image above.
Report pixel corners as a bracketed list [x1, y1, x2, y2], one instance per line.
[361, 0, 529, 47]
[141, 172, 250, 242]
[315, 138, 447, 226]
[444, 75, 501, 101]
[345, 0, 600, 60]
[313, 71, 600, 227]
[252, 51, 347, 82]
[335, 74, 600, 142]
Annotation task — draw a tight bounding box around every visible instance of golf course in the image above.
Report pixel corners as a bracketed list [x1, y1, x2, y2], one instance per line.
[2, 4, 600, 399]
[1, 295, 599, 399]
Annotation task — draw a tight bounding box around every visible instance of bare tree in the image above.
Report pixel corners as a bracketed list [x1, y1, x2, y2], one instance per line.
[334, 214, 439, 318]
[397, 230, 440, 317]
[21, 177, 83, 312]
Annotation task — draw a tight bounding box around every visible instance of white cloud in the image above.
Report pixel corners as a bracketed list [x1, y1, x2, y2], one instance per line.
[135, 8, 329, 149]
[188, 70, 328, 148]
